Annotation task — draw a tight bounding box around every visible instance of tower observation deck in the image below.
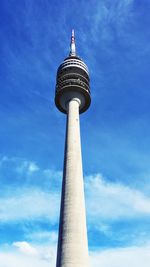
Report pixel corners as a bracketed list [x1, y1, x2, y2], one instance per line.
[55, 30, 91, 267]
[55, 29, 91, 114]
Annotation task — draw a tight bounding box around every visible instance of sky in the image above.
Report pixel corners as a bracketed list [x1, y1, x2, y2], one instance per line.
[0, 0, 150, 266]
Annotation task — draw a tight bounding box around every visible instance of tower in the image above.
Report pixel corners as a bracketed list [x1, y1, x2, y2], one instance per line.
[55, 30, 91, 267]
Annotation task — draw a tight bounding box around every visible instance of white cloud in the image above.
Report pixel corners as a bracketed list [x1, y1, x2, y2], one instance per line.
[13, 241, 37, 255]
[1, 242, 150, 267]
[0, 156, 62, 222]
[1, 171, 150, 224]
[16, 160, 39, 174]
[1, 155, 150, 249]
[28, 162, 39, 173]
[86, 174, 150, 222]
[27, 230, 58, 244]
[0, 242, 56, 267]
[0, 156, 9, 165]
[0, 156, 62, 185]
[0, 188, 60, 222]
[0, 156, 40, 175]
[90, 245, 150, 267]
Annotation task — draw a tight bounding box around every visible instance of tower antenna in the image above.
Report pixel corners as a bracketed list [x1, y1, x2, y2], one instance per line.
[69, 29, 76, 56]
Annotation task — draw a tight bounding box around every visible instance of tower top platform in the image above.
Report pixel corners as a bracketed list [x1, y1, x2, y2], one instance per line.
[55, 30, 91, 114]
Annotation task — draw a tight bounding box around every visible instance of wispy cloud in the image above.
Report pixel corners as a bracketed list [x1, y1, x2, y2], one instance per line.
[1, 164, 150, 225]
[0, 188, 60, 223]
[13, 241, 38, 256]
[1, 157, 150, 226]
[86, 174, 150, 222]
[16, 161, 39, 174]
[0, 241, 56, 267]
[1, 241, 150, 267]
[0, 156, 62, 189]
[0, 157, 61, 223]
[26, 230, 58, 244]
[90, 245, 150, 267]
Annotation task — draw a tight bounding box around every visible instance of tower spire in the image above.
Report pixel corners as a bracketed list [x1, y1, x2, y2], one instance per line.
[69, 29, 76, 56]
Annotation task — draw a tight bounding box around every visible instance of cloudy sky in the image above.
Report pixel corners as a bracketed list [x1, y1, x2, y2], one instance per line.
[0, 0, 150, 266]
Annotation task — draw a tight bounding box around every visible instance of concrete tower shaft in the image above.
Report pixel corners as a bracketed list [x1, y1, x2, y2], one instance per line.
[55, 31, 90, 267]
[56, 98, 89, 267]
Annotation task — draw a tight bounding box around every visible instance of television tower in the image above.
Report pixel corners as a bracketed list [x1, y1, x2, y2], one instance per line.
[55, 30, 91, 267]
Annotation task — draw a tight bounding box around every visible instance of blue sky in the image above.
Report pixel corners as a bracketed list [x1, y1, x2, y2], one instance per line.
[0, 0, 150, 266]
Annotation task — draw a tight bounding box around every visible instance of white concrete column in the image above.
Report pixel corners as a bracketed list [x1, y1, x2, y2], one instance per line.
[56, 98, 89, 267]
